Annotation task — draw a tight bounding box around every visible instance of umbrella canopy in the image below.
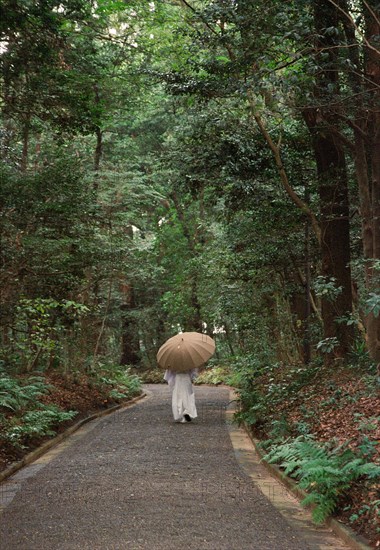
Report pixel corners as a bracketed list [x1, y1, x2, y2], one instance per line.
[157, 332, 215, 373]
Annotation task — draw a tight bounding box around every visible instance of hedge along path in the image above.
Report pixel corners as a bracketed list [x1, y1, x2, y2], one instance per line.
[0, 384, 352, 550]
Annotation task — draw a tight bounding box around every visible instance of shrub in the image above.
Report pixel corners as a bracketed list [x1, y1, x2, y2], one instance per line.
[96, 365, 141, 399]
[0, 374, 51, 412]
[264, 436, 380, 524]
[4, 405, 77, 448]
[195, 365, 232, 385]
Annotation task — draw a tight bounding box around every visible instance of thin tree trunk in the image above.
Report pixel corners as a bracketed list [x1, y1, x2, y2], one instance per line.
[94, 126, 103, 173]
[222, 320, 235, 355]
[304, 211, 312, 363]
[92, 279, 112, 367]
[120, 225, 140, 366]
[120, 286, 140, 366]
[20, 114, 30, 172]
[93, 83, 103, 191]
[171, 190, 203, 331]
[247, 95, 321, 245]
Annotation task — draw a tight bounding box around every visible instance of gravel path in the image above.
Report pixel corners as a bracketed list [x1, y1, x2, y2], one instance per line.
[0, 385, 346, 549]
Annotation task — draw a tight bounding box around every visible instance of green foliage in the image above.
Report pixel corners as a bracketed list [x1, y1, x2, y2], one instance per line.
[10, 300, 87, 371]
[0, 371, 77, 450]
[347, 338, 371, 368]
[4, 405, 77, 448]
[138, 369, 166, 384]
[0, 374, 51, 412]
[313, 276, 343, 303]
[364, 293, 380, 317]
[95, 365, 142, 399]
[234, 358, 320, 429]
[316, 337, 340, 354]
[195, 364, 232, 385]
[264, 436, 380, 524]
[349, 500, 380, 528]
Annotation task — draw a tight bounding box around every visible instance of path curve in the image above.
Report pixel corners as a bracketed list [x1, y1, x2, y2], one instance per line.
[0, 385, 351, 549]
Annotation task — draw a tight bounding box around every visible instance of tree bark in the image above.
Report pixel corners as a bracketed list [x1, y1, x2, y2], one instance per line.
[302, 0, 354, 360]
[364, 8, 380, 360]
[93, 83, 103, 191]
[120, 284, 140, 366]
[337, 0, 380, 360]
[20, 114, 30, 172]
[94, 126, 103, 174]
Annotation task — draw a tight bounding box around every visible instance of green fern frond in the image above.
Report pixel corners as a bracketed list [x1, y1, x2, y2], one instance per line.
[283, 460, 302, 476]
[301, 492, 320, 507]
[357, 463, 380, 478]
[264, 434, 380, 525]
[311, 497, 337, 524]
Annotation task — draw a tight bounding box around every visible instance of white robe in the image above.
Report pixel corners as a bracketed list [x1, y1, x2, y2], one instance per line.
[164, 370, 198, 421]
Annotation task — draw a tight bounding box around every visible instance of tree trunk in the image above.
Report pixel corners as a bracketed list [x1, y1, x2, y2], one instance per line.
[120, 286, 140, 366]
[119, 226, 140, 366]
[188, 277, 202, 332]
[303, 0, 354, 360]
[339, 0, 380, 360]
[93, 83, 103, 191]
[304, 213, 312, 363]
[94, 126, 103, 174]
[20, 115, 30, 172]
[364, 8, 380, 361]
[301, 134, 354, 361]
[171, 190, 203, 331]
[313, 125, 353, 355]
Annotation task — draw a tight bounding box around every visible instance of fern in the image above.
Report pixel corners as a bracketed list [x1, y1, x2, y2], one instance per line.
[264, 435, 380, 524]
[5, 405, 77, 447]
[0, 375, 51, 412]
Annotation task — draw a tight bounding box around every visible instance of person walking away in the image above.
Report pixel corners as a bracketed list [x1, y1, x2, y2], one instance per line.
[164, 369, 198, 423]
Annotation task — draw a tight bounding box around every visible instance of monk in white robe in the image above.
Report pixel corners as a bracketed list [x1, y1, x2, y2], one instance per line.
[164, 369, 198, 422]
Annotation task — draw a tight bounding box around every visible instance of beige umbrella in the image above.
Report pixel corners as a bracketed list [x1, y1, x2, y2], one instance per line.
[157, 332, 215, 373]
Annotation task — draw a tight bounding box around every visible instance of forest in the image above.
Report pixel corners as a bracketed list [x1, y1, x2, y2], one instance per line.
[0, 0, 379, 545]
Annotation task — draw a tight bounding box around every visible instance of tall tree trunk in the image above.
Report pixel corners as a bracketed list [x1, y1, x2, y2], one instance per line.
[364, 7, 380, 361]
[317, 133, 353, 355]
[339, 0, 380, 360]
[119, 226, 140, 366]
[303, 0, 353, 360]
[304, 209, 312, 363]
[355, 115, 380, 361]
[366, 149, 380, 360]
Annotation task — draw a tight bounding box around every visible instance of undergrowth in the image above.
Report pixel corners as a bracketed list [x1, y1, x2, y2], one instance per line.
[232, 353, 380, 540]
[0, 374, 51, 412]
[0, 370, 77, 450]
[263, 435, 380, 524]
[4, 406, 77, 448]
[95, 364, 142, 399]
[0, 363, 142, 454]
